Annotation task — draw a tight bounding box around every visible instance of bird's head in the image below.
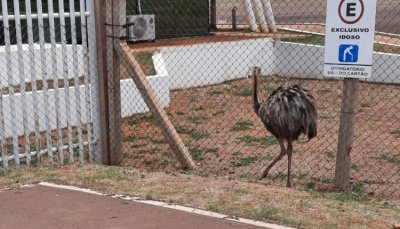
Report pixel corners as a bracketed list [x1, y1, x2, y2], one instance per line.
[247, 66, 262, 79]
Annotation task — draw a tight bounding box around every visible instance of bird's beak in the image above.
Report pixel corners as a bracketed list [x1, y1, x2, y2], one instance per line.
[248, 67, 261, 78]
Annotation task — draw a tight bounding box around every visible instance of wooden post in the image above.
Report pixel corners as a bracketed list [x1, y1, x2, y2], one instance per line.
[94, 0, 111, 165]
[335, 78, 359, 190]
[114, 42, 196, 169]
[94, 0, 124, 165]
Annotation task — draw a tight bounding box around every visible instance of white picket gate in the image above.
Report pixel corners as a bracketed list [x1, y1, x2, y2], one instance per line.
[0, 0, 101, 169]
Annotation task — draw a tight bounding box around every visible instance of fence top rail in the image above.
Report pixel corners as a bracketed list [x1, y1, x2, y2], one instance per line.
[0, 12, 90, 21]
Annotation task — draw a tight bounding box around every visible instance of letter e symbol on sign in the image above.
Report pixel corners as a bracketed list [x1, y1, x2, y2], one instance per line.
[339, 0, 364, 24]
[346, 3, 356, 16]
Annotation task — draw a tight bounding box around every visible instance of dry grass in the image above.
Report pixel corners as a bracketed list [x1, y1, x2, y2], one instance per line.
[0, 164, 399, 229]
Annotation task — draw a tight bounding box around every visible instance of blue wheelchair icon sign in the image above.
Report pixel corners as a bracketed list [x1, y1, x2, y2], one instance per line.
[338, 44, 359, 63]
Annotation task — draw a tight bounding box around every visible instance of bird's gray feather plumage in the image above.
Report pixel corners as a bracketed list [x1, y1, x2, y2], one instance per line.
[256, 85, 317, 141]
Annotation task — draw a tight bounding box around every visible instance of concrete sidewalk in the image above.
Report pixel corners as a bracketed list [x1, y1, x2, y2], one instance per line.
[0, 184, 290, 229]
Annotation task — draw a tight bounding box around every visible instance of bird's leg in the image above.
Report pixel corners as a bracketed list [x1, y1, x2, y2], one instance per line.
[260, 139, 286, 179]
[286, 138, 293, 187]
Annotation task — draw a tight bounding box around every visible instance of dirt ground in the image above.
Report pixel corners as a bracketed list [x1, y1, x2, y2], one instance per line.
[120, 75, 400, 198]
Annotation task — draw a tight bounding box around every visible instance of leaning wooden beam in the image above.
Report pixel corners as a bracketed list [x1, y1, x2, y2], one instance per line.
[114, 42, 196, 169]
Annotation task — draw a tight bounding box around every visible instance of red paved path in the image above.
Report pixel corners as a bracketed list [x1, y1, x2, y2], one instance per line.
[0, 185, 272, 229]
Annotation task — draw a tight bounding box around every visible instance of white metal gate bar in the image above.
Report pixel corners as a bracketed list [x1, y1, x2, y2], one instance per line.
[25, 0, 41, 166]
[36, 0, 53, 164]
[13, 0, 31, 166]
[80, 0, 94, 163]
[87, 0, 101, 163]
[58, 0, 74, 163]
[0, 1, 8, 170]
[1, 0, 20, 168]
[69, 0, 84, 163]
[48, 0, 64, 164]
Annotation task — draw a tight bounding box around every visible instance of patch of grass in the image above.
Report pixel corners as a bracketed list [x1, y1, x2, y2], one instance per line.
[176, 111, 185, 116]
[223, 187, 250, 195]
[176, 125, 210, 140]
[194, 106, 206, 111]
[281, 34, 325, 46]
[190, 131, 210, 141]
[212, 110, 225, 116]
[305, 181, 316, 190]
[187, 115, 207, 124]
[150, 139, 166, 145]
[205, 147, 219, 154]
[317, 88, 332, 95]
[207, 89, 224, 96]
[231, 120, 254, 131]
[259, 136, 278, 145]
[235, 88, 252, 97]
[239, 135, 258, 144]
[127, 120, 137, 126]
[239, 135, 278, 146]
[336, 182, 369, 203]
[189, 147, 204, 161]
[176, 126, 191, 134]
[131, 143, 148, 148]
[270, 172, 287, 181]
[389, 130, 400, 138]
[235, 156, 258, 167]
[139, 115, 156, 125]
[250, 207, 311, 228]
[360, 102, 371, 108]
[122, 135, 136, 142]
[319, 114, 333, 120]
[379, 154, 400, 164]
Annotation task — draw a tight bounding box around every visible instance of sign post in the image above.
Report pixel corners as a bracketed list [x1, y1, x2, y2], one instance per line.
[324, 0, 377, 190]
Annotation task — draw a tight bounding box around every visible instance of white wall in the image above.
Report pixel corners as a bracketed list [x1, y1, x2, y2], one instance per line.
[2, 86, 89, 137]
[0, 44, 85, 86]
[274, 42, 400, 84]
[161, 38, 275, 89]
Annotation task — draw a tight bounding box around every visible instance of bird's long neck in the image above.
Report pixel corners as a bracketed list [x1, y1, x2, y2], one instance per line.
[252, 69, 261, 115]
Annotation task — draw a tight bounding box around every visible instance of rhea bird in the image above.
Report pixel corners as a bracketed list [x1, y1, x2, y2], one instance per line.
[250, 67, 317, 187]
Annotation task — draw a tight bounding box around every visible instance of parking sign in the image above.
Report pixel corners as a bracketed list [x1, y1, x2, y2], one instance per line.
[324, 0, 377, 78]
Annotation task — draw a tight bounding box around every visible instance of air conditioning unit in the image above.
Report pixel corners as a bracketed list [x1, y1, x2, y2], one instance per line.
[126, 14, 155, 42]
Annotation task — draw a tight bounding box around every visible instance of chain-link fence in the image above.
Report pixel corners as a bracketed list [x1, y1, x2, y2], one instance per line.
[1, 0, 398, 198]
[0, 0, 101, 169]
[117, 0, 400, 198]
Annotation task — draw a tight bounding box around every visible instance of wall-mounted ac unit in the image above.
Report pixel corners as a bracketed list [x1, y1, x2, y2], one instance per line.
[126, 14, 155, 42]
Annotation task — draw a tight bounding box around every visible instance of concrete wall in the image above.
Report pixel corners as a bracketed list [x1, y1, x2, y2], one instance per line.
[274, 42, 400, 84]
[161, 38, 275, 89]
